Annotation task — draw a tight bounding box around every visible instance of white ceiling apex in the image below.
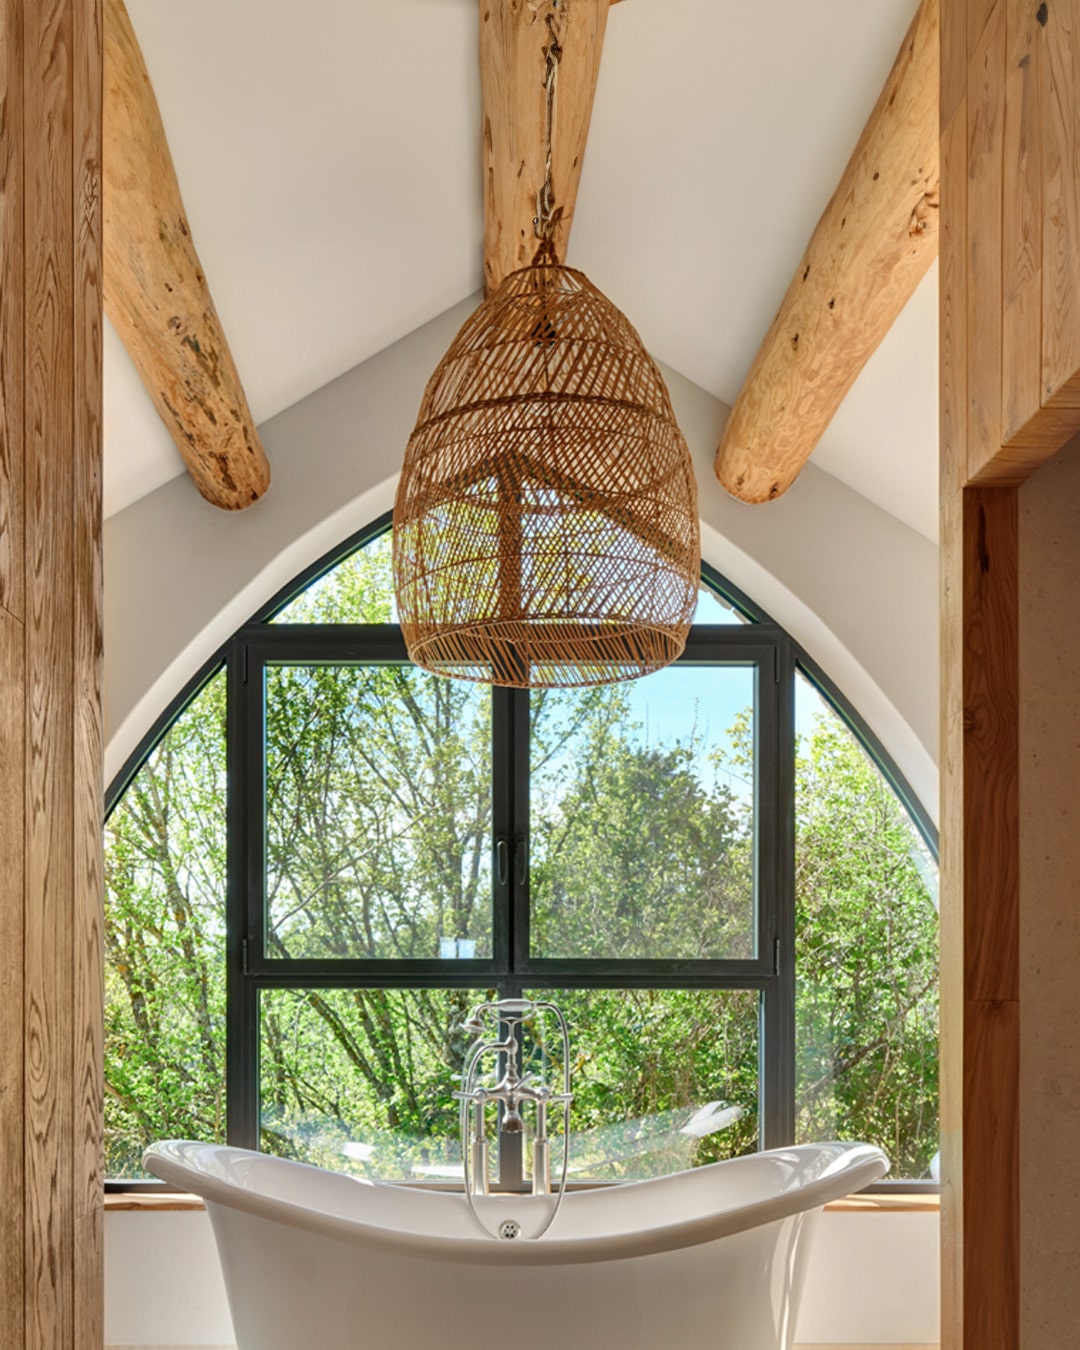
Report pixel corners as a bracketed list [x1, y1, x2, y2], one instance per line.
[108, 0, 935, 533]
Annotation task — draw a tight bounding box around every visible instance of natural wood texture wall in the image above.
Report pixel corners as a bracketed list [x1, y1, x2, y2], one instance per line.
[940, 1, 1080, 1347]
[0, 0, 105, 1345]
[957, 0, 1080, 482]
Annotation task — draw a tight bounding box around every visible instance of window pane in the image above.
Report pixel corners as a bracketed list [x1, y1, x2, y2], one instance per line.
[271, 530, 396, 623]
[696, 583, 749, 624]
[265, 664, 493, 960]
[526, 989, 759, 1178]
[529, 667, 756, 959]
[259, 988, 485, 1178]
[794, 672, 939, 1178]
[104, 673, 227, 1179]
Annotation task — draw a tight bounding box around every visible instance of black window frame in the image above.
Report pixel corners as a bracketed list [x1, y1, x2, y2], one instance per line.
[105, 511, 939, 1192]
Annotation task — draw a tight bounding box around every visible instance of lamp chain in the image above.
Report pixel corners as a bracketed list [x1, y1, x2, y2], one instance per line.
[535, 5, 563, 249]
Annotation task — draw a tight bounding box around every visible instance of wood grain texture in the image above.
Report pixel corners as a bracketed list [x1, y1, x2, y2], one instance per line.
[24, 0, 77, 1339]
[714, 0, 939, 504]
[965, 0, 1006, 478]
[961, 489, 1019, 1001]
[1040, 0, 1080, 403]
[939, 489, 1021, 1350]
[0, 0, 25, 622]
[0, 0, 104, 1344]
[942, 0, 970, 123]
[1002, 0, 1042, 443]
[940, 110, 968, 503]
[963, 996, 1019, 1345]
[938, 482, 964, 1350]
[103, 0, 269, 509]
[947, 0, 1080, 484]
[73, 0, 104, 1344]
[0, 606, 27, 1350]
[104, 1192, 206, 1210]
[480, 0, 609, 293]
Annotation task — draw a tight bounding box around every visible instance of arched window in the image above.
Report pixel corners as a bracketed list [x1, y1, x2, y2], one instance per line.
[105, 518, 938, 1187]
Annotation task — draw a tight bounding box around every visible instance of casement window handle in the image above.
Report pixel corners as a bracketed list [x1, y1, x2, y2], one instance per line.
[514, 835, 528, 886]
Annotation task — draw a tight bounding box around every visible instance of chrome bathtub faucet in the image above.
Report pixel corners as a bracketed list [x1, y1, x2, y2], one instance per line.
[454, 998, 573, 1239]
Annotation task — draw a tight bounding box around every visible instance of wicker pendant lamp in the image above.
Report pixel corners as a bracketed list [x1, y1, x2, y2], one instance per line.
[392, 245, 700, 688]
[392, 8, 699, 689]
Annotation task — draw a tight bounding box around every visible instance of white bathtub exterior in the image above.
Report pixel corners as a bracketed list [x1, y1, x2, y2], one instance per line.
[144, 1140, 888, 1350]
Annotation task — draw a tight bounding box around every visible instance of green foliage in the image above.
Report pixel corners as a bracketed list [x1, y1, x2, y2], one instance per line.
[533, 989, 759, 1175]
[104, 673, 227, 1177]
[530, 686, 753, 960]
[260, 987, 484, 1178]
[794, 703, 938, 1177]
[103, 537, 939, 1183]
[265, 663, 492, 960]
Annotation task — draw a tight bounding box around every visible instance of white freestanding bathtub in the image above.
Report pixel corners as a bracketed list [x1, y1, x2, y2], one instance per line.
[145, 1139, 888, 1350]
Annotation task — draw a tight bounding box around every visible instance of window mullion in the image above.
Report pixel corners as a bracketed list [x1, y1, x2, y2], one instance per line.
[761, 638, 796, 1148]
[226, 639, 260, 1151]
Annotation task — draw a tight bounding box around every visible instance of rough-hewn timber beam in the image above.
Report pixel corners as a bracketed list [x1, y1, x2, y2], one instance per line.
[103, 0, 270, 510]
[481, 0, 611, 294]
[715, 0, 939, 504]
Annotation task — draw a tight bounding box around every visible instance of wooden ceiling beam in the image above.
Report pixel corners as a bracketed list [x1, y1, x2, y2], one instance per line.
[481, 0, 611, 294]
[103, 0, 270, 510]
[714, 0, 939, 504]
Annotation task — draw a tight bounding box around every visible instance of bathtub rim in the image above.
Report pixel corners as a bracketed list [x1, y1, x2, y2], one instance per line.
[143, 1140, 889, 1267]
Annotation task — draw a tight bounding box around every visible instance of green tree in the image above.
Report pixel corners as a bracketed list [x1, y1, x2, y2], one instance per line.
[794, 702, 938, 1177]
[103, 537, 938, 1182]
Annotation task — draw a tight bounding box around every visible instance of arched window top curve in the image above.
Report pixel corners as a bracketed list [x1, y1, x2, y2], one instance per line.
[104, 515, 938, 1187]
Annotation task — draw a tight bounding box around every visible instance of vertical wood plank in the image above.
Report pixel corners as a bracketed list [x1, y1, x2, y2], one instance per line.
[1002, 0, 1042, 441]
[938, 490, 964, 1350]
[1, 0, 102, 1343]
[962, 489, 1019, 1002]
[943, 0, 971, 124]
[73, 1, 104, 1346]
[23, 0, 76, 1341]
[0, 5, 28, 1345]
[941, 109, 969, 503]
[959, 487, 1020, 1341]
[0, 0, 25, 621]
[1040, 0, 1080, 402]
[963, 995, 1020, 1346]
[968, 0, 1001, 59]
[0, 607, 26, 1350]
[941, 485, 1021, 1350]
[939, 89, 968, 1345]
[966, 0, 1006, 478]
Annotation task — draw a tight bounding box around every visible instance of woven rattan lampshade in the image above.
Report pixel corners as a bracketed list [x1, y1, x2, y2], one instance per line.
[392, 252, 700, 688]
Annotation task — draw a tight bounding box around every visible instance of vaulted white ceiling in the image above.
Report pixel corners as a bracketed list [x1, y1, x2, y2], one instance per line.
[105, 0, 937, 541]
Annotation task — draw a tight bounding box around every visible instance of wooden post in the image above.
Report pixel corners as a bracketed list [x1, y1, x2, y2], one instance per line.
[0, 0, 105, 1345]
[941, 0, 1080, 1345]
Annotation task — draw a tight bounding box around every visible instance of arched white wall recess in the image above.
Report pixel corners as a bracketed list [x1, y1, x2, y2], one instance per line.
[104, 297, 939, 815]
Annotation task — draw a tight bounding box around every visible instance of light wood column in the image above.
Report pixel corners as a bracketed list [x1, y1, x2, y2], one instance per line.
[941, 0, 1080, 1346]
[0, 0, 105, 1346]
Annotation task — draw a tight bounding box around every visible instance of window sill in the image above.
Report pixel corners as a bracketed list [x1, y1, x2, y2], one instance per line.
[104, 1191, 941, 1214]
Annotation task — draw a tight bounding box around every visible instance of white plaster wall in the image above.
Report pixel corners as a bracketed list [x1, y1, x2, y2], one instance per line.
[104, 298, 939, 811]
[104, 1210, 940, 1347]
